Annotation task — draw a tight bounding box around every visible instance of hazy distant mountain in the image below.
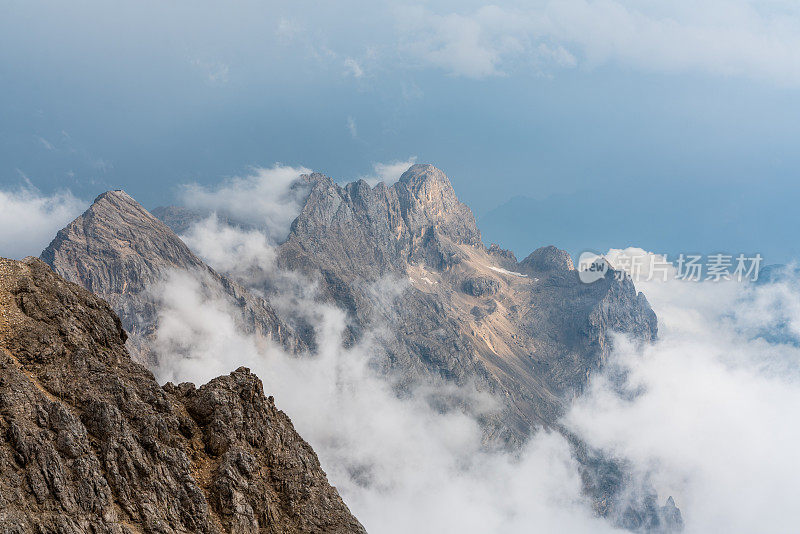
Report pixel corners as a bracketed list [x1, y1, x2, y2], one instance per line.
[0, 257, 365, 533]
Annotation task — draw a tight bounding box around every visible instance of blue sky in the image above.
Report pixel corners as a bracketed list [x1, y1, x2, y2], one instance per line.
[2, 0, 800, 261]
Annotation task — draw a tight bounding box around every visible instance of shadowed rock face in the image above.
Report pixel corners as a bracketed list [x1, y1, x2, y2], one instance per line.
[0, 257, 365, 533]
[41, 190, 302, 364]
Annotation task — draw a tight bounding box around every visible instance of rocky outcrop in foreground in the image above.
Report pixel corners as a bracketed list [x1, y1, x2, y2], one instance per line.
[0, 257, 365, 533]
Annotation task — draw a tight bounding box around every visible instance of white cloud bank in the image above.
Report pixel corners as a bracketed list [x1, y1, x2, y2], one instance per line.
[568, 247, 800, 533]
[152, 203, 800, 533]
[180, 164, 310, 242]
[360, 156, 417, 186]
[151, 265, 615, 534]
[0, 186, 86, 260]
[397, 1, 800, 85]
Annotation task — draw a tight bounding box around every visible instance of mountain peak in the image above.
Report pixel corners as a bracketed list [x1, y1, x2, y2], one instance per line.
[41, 189, 301, 362]
[43, 189, 203, 278]
[398, 164, 455, 195]
[519, 245, 575, 273]
[392, 164, 481, 248]
[91, 188, 139, 206]
[83, 189, 165, 231]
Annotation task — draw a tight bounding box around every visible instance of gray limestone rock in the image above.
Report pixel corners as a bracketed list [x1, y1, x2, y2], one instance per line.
[519, 245, 575, 273]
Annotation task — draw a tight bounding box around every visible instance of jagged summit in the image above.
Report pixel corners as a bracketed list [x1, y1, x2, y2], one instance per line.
[395, 164, 482, 247]
[0, 257, 365, 533]
[282, 165, 483, 281]
[276, 165, 657, 433]
[398, 163, 454, 191]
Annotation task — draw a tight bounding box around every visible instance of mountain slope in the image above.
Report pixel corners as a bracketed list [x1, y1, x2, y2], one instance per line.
[0, 256, 364, 533]
[41, 190, 301, 364]
[272, 164, 656, 443]
[53, 165, 667, 527]
[263, 165, 673, 529]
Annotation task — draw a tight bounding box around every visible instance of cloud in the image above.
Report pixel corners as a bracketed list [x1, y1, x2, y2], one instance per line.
[191, 58, 230, 84]
[179, 164, 310, 242]
[92, 158, 112, 173]
[146, 206, 800, 534]
[568, 247, 800, 533]
[0, 186, 86, 260]
[398, 6, 522, 78]
[359, 156, 417, 186]
[344, 57, 364, 78]
[276, 17, 302, 43]
[36, 136, 55, 151]
[346, 116, 358, 138]
[396, 1, 800, 84]
[179, 215, 277, 285]
[149, 235, 615, 533]
[401, 81, 423, 101]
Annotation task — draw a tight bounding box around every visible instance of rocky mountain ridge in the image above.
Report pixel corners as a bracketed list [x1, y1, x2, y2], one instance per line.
[270, 164, 656, 441]
[38, 163, 673, 530]
[41, 190, 302, 365]
[0, 256, 364, 533]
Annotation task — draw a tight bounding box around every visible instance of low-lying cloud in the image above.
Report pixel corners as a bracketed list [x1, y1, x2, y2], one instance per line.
[0, 186, 86, 260]
[148, 215, 800, 533]
[150, 263, 614, 533]
[567, 248, 800, 533]
[359, 157, 417, 186]
[179, 215, 277, 286]
[180, 164, 310, 242]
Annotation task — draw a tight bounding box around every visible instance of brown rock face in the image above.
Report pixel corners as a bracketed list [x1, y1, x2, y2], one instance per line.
[40, 191, 301, 364]
[0, 257, 365, 533]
